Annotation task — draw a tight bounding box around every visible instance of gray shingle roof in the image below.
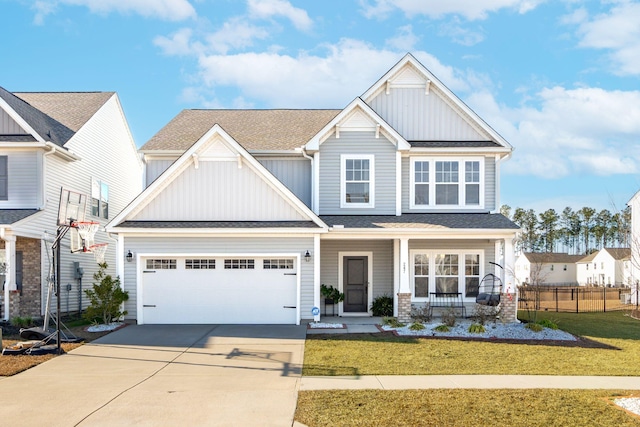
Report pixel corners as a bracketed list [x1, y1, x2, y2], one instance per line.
[523, 253, 585, 263]
[0, 209, 40, 225]
[409, 141, 503, 148]
[320, 213, 519, 230]
[141, 109, 341, 151]
[116, 220, 321, 229]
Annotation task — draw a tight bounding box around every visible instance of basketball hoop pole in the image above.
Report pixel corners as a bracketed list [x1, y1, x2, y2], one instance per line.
[55, 228, 62, 354]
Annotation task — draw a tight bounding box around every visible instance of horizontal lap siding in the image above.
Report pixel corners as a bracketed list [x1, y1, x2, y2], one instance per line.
[258, 158, 312, 208]
[319, 131, 396, 215]
[123, 236, 315, 321]
[369, 88, 486, 141]
[320, 240, 394, 312]
[0, 151, 40, 208]
[485, 158, 496, 211]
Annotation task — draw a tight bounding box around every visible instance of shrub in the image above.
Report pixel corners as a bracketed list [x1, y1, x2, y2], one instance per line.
[84, 263, 129, 325]
[370, 295, 394, 317]
[525, 322, 544, 332]
[468, 323, 486, 333]
[471, 304, 502, 325]
[382, 317, 405, 328]
[434, 324, 450, 332]
[441, 308, 457, 327]
[410, 305, 431, 323]
[537, 319, 559, 330]
[409, 322, 425, 331]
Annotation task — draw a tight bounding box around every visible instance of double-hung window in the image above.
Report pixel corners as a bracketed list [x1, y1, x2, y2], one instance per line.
[341, 154, 374, 208]
[91, 178, 109, 219]
[411, 250, 483, 300]
[410, 158, 483, 208]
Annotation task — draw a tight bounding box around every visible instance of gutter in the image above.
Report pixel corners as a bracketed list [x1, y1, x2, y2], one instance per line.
[297, 147, 315, 212]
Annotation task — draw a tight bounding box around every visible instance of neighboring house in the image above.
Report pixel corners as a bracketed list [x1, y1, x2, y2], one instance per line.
[106, 53, 520, 325]
[0, 88, 142, 320]
[576, 248, 632, 287]
[629, 191, 640, 305]
[514, 253, 582, 286]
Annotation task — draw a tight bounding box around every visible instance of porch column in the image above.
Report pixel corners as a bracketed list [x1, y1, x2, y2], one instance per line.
[501, 237, 518, 323]
[313, 234, 321, 322]
[3, 234, 16, 321]
[393, 239, 399, 317]
[397, 238, 411, 323]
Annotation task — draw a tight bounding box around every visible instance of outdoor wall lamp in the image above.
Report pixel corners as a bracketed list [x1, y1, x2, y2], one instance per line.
[126, 250, 133, 263]
[304, 250, 311, 262]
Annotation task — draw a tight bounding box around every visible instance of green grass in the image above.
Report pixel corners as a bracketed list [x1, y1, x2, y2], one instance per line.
[303, 311, 640, 376]
[296, 389, 640, 427]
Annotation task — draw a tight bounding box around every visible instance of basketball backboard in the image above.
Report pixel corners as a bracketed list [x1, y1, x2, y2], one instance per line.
[57, 188, 88, 227]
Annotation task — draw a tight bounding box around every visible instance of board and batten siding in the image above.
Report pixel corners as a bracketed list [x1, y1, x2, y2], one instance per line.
[122, 236, 315, 321]
[145, 158, 177, 187]
[318, 131, 397, 215]
[132, 160, 307, 221]
[0, 109, 28, 134]
[0, 150, 41, 208]
[12, 95, 142, 315]
[258, 158, 311, 208]
[401, 156, 495, 212]
[320, 239, 394, 313]
[368, 87, 486, 141]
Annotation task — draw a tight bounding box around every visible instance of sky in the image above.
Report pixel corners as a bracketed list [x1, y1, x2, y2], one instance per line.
[1, 0, 640, 215]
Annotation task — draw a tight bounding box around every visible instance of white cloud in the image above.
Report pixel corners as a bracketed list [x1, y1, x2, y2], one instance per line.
[385, 25, 419, 51]
[468, 86, 640, 178]
[35, 0, 196, 22]
[438, 18, 485, 46]
[204, 18, 270, 54]
[569, 2, 640, 75]
[360, 0, 545, 21]
[32, 1, 57, 25]
[154, 28, 203, 56]
[248, 0, 313, 31]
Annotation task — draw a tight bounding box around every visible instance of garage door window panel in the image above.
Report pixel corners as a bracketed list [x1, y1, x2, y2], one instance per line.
[225, 259, 255, 269]
[264, 259, 294, 269]
[146, 259, 177, 270]
[186, 259, 216, 269]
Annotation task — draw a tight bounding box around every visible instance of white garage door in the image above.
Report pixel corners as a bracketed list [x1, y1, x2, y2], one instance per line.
[141, 256, 298, 324]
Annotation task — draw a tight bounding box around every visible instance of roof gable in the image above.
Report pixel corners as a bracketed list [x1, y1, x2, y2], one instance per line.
[305, 98, 410, 151]
[109, 124, 327, 229]
[362, 53, 512, 150]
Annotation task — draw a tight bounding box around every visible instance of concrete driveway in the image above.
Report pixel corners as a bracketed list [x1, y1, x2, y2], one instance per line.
[0, 324, 306, 426]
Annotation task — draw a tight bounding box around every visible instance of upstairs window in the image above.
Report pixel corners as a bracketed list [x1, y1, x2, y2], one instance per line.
[411, 158, 484, 209]
[0, 156, 7, 200]
[341, 155, 375, 208]
[91, 178, 109, 219]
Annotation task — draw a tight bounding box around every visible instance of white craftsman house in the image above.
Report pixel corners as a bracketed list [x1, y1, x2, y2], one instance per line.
[107, 53, 520, 325]
[0, 88, 142, 320]
[514, 253, 583, 286]
[576, 248, 632, 287]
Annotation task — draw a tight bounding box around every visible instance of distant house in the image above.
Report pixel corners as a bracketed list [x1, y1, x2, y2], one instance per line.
[514, 252, 582, 286]
[629, 191, 640, 304]
[0, 88, 142, 320]
[576, 248, 631, 287]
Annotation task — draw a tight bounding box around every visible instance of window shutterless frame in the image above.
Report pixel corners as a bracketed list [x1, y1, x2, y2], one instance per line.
[340, 154, 375, 208]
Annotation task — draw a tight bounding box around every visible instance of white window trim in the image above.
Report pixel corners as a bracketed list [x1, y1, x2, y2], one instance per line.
[409, 249, 484, 301]
[409, 157, 485, 209]
[340, 154, 375, 209]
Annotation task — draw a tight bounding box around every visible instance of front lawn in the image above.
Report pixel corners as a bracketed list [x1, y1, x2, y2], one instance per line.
[303, 311, 640, 376]
[296, 389, 640, 427]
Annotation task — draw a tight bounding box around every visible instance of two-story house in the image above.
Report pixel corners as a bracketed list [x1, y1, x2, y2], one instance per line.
[0, 88, 142, 320]
[515, 253, 582, 286]
[107, 54, 520, 325]
[576, 248, 631, 287]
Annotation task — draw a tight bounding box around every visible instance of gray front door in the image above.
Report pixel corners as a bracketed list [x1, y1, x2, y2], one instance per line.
[343, 256, 368, 312]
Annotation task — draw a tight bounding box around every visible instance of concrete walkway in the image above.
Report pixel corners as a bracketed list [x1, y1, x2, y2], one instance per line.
[301, 375, 640, 390]
[0, 324, 306, 427]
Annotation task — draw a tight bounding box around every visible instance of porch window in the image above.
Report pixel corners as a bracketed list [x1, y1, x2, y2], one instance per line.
[465, 254, 480, 297]
[341, 154, 374, 208]
[413, 254, 429, 298]
[435, 254, 458, 293]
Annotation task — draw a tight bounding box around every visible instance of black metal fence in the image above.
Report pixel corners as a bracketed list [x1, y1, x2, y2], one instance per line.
[518, 286, 634, 313]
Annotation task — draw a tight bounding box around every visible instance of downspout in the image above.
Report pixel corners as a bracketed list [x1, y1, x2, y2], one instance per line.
[298, 147, 315, 213]
[40, 144, 57, 209]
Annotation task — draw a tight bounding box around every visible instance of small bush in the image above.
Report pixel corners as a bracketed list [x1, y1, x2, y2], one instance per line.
[409, 322, 425, 331]
[441, 308, 457, 327]
[472, 304, 502, 325]
[10, 316, 35, 328]
[370, 295, 394, 317]
[410, 305, 431, 323]
[84, 263, 129, 325]
[468, 323, 486, 333]
[525, 322, 544, 332]
[537, 319, 558, 330]
[382, 317, 405, 328]
[434, 324, 450, 332]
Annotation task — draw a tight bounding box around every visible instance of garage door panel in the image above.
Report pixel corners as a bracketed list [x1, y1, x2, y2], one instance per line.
[142, 256, 297, 324]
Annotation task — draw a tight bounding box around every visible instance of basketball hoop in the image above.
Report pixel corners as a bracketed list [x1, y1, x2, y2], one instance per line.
[72, 221, 100, 249]
[87, 243, 108, 264]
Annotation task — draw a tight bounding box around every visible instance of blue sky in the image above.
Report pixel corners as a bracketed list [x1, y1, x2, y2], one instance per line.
[2, 0, 639, 214]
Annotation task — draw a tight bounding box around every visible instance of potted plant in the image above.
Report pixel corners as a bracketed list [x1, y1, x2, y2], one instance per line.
[321, 284, 344, 305]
